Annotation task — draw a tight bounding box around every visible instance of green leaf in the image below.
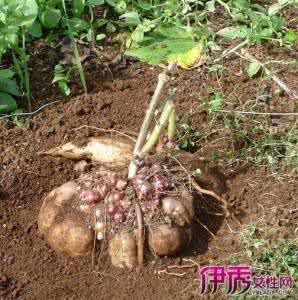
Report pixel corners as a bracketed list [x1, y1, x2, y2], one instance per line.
[0, 77, 20, 96]
[73, 0, 86, 17]
[247, 62, 261, 78]
[115, 1, 127, 13]
[206, 0, 215, 12]
[286, 29, 297, 43]
[94, 19, 108, 28]
[19, 0, 38, 27]
[96, 33, 106, 41]
[28, 21, 42, 38]
[0, 92, 17, 113]
[126, 26, 205, 68]
[0, 69, 14, 79]
[41, 8, 61, 29]
[106, 22, 116, 33]
[67, 18, 89, 33]
[131, 25, 144, 43]
[87, 0, 104, 5]
[217, 26, 249, 39]
[58, 81, 70, 96]
[119, 12, 140, 26]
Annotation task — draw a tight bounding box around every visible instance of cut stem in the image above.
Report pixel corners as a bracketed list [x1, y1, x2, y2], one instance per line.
[128, 62, 177, 178]
[168, 108, 176, 141]
[140, 99, 174, 158]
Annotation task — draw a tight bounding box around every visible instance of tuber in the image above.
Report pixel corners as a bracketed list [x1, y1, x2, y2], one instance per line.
[162, 197, 192, 226]
[148, 224, 191, 256]
[38, 181, 94, 257]
[109, 231, 137, 268]
[47, 216, 93, 257]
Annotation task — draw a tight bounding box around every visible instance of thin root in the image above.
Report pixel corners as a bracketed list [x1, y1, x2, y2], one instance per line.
[156, 269, 187, 277]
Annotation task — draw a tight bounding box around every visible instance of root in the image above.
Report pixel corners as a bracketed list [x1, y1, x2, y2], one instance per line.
[156, 260, 198, 277]
[156, 270, 187, 277]
[135, 203, 144, 266]
[170, 155, 229, 216]
[191, 179, 229, 216]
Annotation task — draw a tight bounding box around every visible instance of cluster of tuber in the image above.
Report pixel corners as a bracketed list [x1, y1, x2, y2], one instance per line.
[38, 145, 194, 268]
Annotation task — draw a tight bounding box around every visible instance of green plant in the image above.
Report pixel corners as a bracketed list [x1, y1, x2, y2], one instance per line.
[61, 0, 88, 94]
[178, 124, 202, 152]
[0, 0, 38, 111]
[0, 68, 20, 114]
[126, 24, 206, 68]
[216, 0, 297, 46]
[52, 64, 72, 96]
[239, 223, 298, 276]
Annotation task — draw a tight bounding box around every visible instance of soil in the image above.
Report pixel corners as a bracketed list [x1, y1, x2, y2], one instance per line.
[0, 7, 298, 299]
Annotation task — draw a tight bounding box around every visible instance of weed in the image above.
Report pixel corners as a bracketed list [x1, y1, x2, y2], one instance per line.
[52, 64, 72, 96]
[237, 223, 298, 276]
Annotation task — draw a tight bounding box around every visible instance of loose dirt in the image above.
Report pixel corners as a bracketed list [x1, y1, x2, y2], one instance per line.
[0, 22, 297, 299]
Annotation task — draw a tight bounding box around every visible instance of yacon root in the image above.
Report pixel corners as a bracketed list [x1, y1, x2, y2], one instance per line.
[39, 136, 133, 169]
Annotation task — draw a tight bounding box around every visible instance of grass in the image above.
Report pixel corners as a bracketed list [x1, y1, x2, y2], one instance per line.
[226, 221, 298, 298]
[237, 222, 298, 276]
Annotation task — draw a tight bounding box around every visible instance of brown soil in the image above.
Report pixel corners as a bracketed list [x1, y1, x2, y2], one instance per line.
[0, 17, 298, 299]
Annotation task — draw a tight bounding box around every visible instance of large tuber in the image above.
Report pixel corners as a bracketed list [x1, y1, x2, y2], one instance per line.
[148, 224, 191, 256]
[38, 181, 94, 257]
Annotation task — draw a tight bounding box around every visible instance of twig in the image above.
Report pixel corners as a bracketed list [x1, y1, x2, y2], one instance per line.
[128, 63, 177, 178]
[215, 109, 298, 116]
[135, 203, 144, 266]
[214, 39, 248, 63]
[72, 125, 136, 141]
[240, 49, 298, 100]
[0, 100, 60, 120]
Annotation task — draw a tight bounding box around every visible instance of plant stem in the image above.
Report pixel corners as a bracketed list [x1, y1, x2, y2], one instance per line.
[168, 108, 176, 141]
[73, 41, 88, 94]
[12, 50, 24, 88]
[62, 0, 88, 95]
[22, 28, 31, 111]
[140, 99, 174, 158]
[128, 63, 177, 178]
[88, 5, 96, 49]
[240, 49, 298, 99]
